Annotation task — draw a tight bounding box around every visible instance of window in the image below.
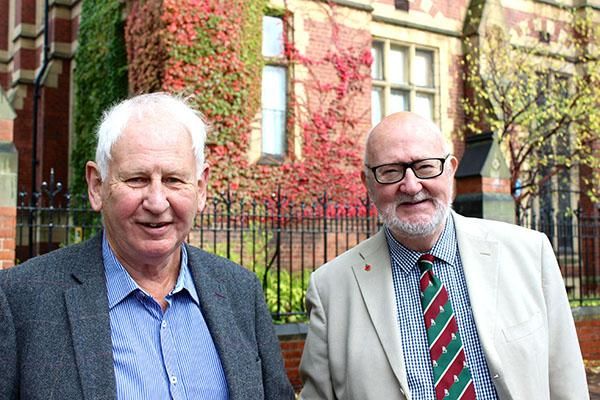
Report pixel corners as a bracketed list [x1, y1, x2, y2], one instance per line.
[261, 16, 287, 160]
[394, 0, 409, 11]
[371, 39, 438, 125]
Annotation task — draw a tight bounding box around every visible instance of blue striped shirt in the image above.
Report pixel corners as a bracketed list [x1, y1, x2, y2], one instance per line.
[386, 215, 498, 399]
[102, 236, 229, 400]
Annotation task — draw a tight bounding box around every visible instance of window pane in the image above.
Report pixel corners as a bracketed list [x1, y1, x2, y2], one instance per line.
[262, 16, 284, 57]
[389, 45, 408, 84]
[414, 93, 434, 120]
[390, 89, 409, 113]
[414, 49, 433, 87]
[371, 41, 384, 80]
[262, 66, 287, 155]
[371, 87, 383, 126]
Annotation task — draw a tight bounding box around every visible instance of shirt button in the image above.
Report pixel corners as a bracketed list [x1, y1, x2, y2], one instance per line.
[170, 375, 177, 384]
[161, 320, 167, 329]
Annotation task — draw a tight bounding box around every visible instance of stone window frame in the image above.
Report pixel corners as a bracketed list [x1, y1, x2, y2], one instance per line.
[370, 37, 439, 125]
[259, 14, 289, 164]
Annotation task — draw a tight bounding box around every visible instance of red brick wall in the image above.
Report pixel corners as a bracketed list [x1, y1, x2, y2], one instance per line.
[0, 206, 16, 269]
[301, 8, 373, 142]
[279, 335, 305, 392]
[14, 0, 36, 25]
[0, 99, 16, 269]
[11, 72, 75, 193]
[576, 318, 600, 362]
[449, 52, 466, 159]
[455, 176, 512, 196]
[38, 62, 73, 188]
[0, 119, 13, 142]
[0, 0, 9, 72]
[12, 85, 35, 192]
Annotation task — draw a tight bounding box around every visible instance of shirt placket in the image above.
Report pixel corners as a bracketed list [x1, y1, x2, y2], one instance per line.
[137, 291, 186, 400]
[160, 297, 185, 400]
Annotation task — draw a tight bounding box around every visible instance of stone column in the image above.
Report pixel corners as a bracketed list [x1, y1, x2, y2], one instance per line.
[0, 89, 18, 269]
[454, 132, 515, 224]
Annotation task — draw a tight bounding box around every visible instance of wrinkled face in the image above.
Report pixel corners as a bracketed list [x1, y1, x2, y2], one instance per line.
[362, 115, 457, 241]
[86, 116, 208, 268]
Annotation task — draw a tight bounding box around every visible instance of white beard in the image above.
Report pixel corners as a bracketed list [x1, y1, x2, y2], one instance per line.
[376, 190, 450, 238]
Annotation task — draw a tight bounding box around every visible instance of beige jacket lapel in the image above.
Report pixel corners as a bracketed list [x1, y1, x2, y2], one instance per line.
[453, 212, 512, 397]
[351, 230, 411, 397]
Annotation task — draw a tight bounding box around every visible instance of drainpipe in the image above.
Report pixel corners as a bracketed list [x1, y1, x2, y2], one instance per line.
[29, 0, 51, 258]
[31, 0, 51, 197]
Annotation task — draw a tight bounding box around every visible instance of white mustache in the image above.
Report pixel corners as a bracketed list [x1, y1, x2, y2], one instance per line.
[395, 191, 432, 205]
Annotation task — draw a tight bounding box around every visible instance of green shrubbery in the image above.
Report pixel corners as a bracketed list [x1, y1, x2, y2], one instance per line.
[210, 225, 309, 323]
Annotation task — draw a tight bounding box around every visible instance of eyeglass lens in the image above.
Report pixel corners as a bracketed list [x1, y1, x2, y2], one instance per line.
[375, 158, 444, 183]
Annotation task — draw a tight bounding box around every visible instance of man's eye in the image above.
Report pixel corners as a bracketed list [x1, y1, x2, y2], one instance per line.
[379, 166, 402, 175]
[164, 177, 184, 185]
[415, 162, 436, 171]
[126, 177, 147, 186]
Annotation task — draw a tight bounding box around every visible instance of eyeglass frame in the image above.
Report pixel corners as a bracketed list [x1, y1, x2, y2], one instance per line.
[366, 154, 451, 184]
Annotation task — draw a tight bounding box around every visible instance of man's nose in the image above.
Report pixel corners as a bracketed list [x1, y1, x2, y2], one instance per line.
[398, 168, 422, 195]
[143, 180, 170, 213]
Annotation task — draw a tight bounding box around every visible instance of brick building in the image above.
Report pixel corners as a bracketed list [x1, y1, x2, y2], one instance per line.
[1, 0, 599, 390]
[0, 0, 79, 198]
[1, 0, 598, 213]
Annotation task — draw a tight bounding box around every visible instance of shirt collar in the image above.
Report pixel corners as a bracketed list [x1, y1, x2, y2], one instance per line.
[102, 234, 199, 309]
[385, 213, 458, 274]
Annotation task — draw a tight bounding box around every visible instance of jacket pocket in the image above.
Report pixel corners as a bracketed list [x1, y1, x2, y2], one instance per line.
[502, 311, 543, 342]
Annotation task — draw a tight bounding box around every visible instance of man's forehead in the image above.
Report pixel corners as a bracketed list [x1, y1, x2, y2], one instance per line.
[367, 126, 443, 152]
[115, 117, 192, 148]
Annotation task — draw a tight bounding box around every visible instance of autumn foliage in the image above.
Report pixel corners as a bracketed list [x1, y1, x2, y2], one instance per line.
[462, 13, 600, 216]
[125, 0, 372, 206]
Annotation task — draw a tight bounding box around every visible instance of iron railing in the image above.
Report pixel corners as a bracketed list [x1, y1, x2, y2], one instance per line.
[15, 174, 379, 322]
[520, 208, 600, 305]
[14, 172, 600, 321]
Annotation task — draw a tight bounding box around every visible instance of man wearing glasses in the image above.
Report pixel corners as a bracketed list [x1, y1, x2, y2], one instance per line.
[299, 112, 588, 399]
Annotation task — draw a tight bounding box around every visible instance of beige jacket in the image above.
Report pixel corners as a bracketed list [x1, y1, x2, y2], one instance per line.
[299, 212, 588, 400]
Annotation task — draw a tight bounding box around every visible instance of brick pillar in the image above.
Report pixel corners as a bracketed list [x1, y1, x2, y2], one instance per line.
[453, 132, 515, 224]
[276, 323, 308, 393]
[573, 307, 600, 362]
[0, 89, 18, 269]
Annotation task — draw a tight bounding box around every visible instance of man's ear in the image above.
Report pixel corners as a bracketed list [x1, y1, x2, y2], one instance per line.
[86, 161, 104, 212]
[196, 163, 210, 213]
[447, 155, 459, 178]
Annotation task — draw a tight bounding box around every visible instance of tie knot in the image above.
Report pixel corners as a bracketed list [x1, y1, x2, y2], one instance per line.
[418, 254, 435, 272]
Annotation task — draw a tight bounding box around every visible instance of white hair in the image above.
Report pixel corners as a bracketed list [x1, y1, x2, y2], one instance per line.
[95, 92, 207, 179]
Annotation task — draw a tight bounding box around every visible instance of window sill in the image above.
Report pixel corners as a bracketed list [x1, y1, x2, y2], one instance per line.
[257, 154, 285, 165]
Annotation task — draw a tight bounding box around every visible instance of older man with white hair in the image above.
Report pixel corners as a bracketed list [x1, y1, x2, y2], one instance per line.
[0, 92, 294, 400]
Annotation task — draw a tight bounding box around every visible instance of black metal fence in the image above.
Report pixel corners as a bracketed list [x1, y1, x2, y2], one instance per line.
[15, 177, 380, 322]
[519, 208, 600, 305]
[14, 175, 600, 321]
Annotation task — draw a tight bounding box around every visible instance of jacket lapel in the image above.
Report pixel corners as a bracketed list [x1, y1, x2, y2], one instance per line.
[65, 236, 116, 400]
[453, 213, 510, 396]
[351, 231, 411, 395]
[186, 248, 249, 399]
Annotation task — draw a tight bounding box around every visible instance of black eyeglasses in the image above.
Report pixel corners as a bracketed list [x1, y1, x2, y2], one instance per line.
[366, 155, 450, 184]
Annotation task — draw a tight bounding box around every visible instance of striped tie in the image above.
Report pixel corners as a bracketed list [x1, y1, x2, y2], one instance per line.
[418, 254, 476, 400]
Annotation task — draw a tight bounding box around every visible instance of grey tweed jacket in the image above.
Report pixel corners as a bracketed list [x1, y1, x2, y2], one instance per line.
[0, 235, 294, 400]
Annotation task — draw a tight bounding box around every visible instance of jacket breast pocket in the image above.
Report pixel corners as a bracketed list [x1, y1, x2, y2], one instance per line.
[502, 311, 543, 342]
